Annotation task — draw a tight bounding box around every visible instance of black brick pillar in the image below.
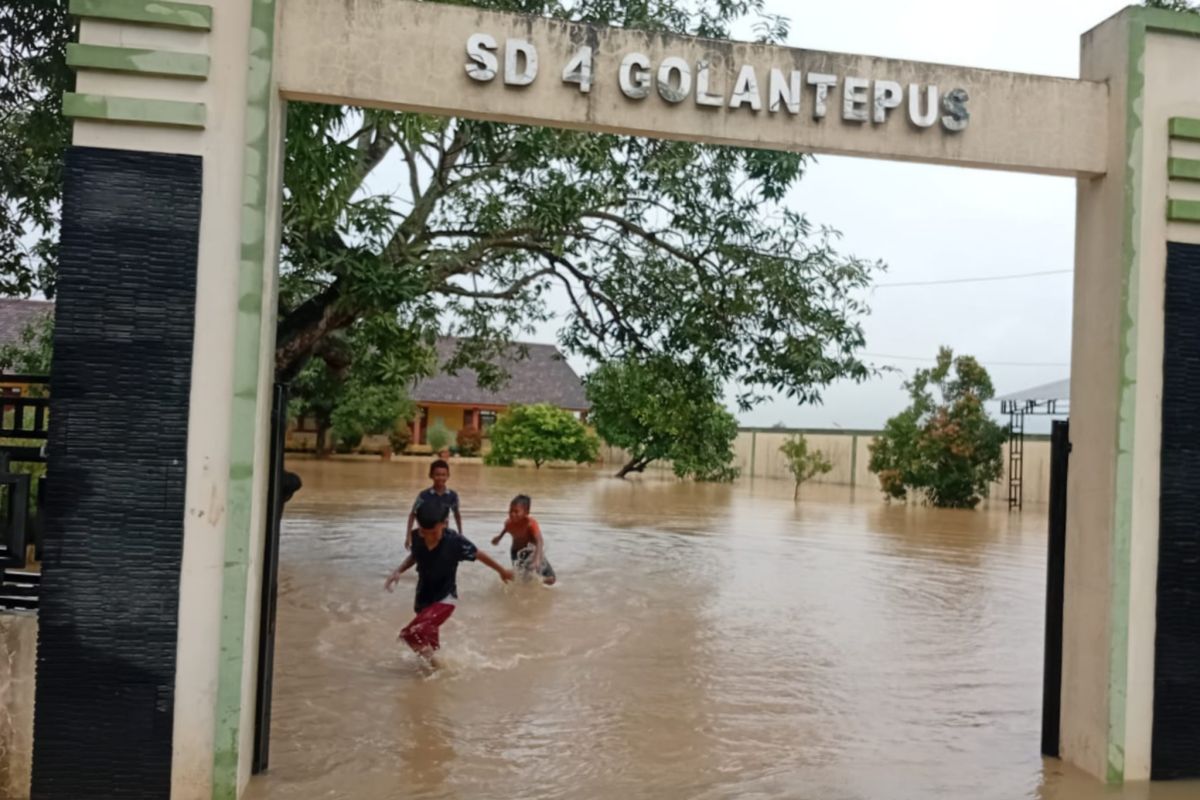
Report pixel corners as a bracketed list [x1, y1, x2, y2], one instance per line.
[1153, 241, 1200, 780]
[31, 146, 200, 798]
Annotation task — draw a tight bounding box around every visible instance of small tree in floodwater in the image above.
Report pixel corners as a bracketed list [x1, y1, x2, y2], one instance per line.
[868, 347, 1006, 509]
[779, 434, 833, 500]
[484, 404, 599, 469]
[425, 419, 453, 454]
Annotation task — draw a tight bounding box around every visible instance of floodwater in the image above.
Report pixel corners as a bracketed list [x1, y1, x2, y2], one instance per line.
[246, 460, 1196, 800]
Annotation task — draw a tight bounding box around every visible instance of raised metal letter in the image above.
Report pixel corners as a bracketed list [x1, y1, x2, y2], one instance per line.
[843, 76, 869, 122]
[620, 52, 651, 99]
[562, 46, 593, 93]
[657, 57, 692, 104]
[941, 88, 971, 132]
[695, 60, 723, 108]
[504, 38, 538, 86]
[807, 73, 837, 120]
[729, 64, 762, 111]
[768, 68, 801, 114]
[465, 33, 498, 82]
[873, 80, 903, 123]
[908, 84, 939, 128]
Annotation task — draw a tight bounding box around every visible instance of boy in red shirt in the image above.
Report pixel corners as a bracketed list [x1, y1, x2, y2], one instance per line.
[492, 494, 556, 586]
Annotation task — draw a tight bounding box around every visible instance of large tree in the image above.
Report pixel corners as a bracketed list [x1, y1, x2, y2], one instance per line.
[7, 1, 877, 418]
[276, 0, 876, 406]
[0, 0, 71, 297]
[587, 356, 740, 481]
[1144, 0, 1199, 11]
[288, 316, 428, 455]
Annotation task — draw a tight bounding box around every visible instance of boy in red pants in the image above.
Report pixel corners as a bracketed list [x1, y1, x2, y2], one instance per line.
[385, 498, 512, 661]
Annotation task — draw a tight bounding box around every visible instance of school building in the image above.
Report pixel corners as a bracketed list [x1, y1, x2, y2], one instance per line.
[408, 338, 590, 451]
[286, 337, 590, 454]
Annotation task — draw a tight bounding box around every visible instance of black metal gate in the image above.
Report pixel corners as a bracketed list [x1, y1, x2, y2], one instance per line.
[253, 382, 290, 774]
[1041, 419, 1070, 757]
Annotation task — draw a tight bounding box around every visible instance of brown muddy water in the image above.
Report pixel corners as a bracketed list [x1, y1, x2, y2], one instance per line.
[239, 460, 1197, 800]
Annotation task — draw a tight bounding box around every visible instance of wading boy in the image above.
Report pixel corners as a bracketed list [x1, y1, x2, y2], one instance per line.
[386, 498, 511, 662]
[406, 459, 462, 550]
[492, 494, 556, 586]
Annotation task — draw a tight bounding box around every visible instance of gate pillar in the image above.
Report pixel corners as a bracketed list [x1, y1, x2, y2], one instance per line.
[33, 1, 282, 798]
[1064, 6, 1200, 783]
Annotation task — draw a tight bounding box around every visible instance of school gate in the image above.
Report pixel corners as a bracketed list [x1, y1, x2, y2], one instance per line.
[30, 1, 1200, 797]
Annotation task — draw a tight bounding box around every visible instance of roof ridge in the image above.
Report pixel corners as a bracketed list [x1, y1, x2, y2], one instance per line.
[436, 335, 560, 349]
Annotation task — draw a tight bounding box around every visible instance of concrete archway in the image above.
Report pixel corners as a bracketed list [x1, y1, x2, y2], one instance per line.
[28, 1, 1200, 796]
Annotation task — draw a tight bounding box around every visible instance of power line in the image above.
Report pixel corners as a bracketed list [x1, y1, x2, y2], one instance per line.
[873, 269, 1071, 288]
[864, 352, 1069, 368]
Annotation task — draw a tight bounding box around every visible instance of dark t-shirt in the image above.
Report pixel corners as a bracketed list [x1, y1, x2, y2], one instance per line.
[410, 529, 477, 612]
[412, 487, 460, 517]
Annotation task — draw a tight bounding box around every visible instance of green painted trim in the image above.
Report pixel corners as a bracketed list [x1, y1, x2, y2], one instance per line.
[69, 0, 212, 30]
[62, 91, 205, 128]
[1167, 198, 1200, 222]
[211, 0, 278, 796]
[1168, 117, 1200, 141]
[1168, 157, 1200, 182]
[1138, 6, 1200, 37]
[66, 43, 209, 79]
[1106, 11, 1149, 786]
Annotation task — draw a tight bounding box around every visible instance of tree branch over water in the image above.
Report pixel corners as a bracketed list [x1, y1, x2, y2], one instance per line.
[3, 0, 881, 422]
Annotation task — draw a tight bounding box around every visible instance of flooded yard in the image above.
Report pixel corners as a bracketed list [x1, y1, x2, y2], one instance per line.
[237, 459, 1193, 800]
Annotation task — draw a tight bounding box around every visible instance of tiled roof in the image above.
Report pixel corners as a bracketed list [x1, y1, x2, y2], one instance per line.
[412, 338, 589, 411]
[0, 299, 52, 349]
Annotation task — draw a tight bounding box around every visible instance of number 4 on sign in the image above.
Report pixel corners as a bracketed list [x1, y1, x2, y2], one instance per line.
[562, 47, 593, 93]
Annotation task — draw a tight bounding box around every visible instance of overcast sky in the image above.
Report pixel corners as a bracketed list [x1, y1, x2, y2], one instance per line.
[396, 0, 1132, 430]
[701, 0, 1130, 430]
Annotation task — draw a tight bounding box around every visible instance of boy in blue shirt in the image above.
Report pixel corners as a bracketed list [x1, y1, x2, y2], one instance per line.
[405, 459, 462, 550]
[386, 498, 511, 661]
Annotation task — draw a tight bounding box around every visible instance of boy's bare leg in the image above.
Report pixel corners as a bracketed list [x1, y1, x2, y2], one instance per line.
[407, 642, 443, 669]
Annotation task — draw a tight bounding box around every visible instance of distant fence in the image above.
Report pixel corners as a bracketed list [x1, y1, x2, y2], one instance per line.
[0, 374, 50, 611]
[601, 427, 1054, 506]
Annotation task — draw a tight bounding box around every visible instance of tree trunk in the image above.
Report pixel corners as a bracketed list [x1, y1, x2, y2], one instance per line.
[315, 424, 330, 459]
[615, 456, 651, 479]
[274, 280, 357, 380]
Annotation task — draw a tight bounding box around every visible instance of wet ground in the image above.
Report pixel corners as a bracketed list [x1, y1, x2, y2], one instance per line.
[219, 460, 1194, 799]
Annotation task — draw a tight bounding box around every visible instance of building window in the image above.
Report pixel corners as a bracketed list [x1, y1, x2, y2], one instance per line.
[480, 410, 497, 429]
